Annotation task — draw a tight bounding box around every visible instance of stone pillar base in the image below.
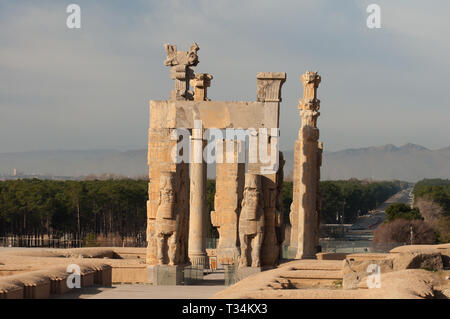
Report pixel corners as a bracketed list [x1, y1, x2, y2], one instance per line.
[147, 265, 184, 285]
[217, 247, 240, 267]
[237, 267, 262, 281]
[189, 254, 209, 269]
[285, 246, 298, 260]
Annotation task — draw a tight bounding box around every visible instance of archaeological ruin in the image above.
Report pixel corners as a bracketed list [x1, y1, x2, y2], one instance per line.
[1, 43, 449, 300]
[145, 43, 323, 283]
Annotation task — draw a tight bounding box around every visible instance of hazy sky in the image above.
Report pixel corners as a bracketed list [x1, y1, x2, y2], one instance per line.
[0, 0, 449, 153]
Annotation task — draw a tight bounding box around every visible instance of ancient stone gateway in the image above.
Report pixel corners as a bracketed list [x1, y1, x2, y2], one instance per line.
[146, 43, 322, 283]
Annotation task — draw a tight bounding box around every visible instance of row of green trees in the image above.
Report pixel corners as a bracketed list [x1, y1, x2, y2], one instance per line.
[412, 179, 450, 243]
[0, 178, 403, 244]
[373, 179, 450, 245]
[279, 179, 403, 225]
[0, 179, 148, 241]
[206, 179, 403, 227]
[413, 179, 450, 214]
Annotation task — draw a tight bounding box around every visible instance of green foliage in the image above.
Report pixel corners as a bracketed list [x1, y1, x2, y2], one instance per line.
[321, 180, 402, 224]
[413, 179, 450, 243]
[413, 179, 450, 217]
[83, 233, 99, 247]
[332, 280, 343, 288]
[206, 180, 218, 238]
[0, 178, 405, 243]
[0, 179, 148, 239]
[385, 203, 423, 222]
[281, 181, 293, 222]
[279, 179, 402, 225]
[436, 216, 450, 243]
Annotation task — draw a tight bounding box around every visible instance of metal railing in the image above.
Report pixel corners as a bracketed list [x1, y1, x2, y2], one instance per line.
[0, 236, 146, 248]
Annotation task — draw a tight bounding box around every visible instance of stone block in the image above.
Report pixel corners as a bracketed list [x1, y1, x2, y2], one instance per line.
[0, 284, 23, 299]
[112, 265, 148, 283]
[93, 265, 112, 287]
[49, 277, 71, 295]
[149, 100, 279, 129]
[237, 267, 262, 281]
[147, 265, 184, 285]
[342, 258, 394, 289]
[393, 252, 444, 271]
[23, 281, 51, 299]
[316, 252, 349, 261]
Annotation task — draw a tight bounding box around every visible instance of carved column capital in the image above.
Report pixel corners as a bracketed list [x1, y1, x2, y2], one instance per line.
[256, 72, 286, 102]
[164, 43, 200, 101]
[299, 71, 321, 112]
[300, 71, 321, 88]
[190, 73, 213, 101]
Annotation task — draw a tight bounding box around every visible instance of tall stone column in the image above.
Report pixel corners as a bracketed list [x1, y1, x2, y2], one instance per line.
[294, 71, 322, 259]
[247, 72, 286, 268]
[147, 43, 200, 266]
[188, 124, 208, 268]
[146, 128, 189, 266]
[190, 73, 213, 101]
[315, 142, 323, 247]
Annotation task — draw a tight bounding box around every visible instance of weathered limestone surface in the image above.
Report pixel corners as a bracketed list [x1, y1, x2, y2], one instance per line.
[188, 126, 208, 268]
[155, 172, 184, 265]
[290, 71, 322, 259]
[0, 248, 115, 299]
[147, 44, 286, 271]
[191, 73, 213, 101]
[146, 128, 189, 266]
[149, 100, 279, 129]
[211, 140, 245, 266]
[164, 43, 199, 100]
[256, 72, 287, 103]
[239, 174, 265, 267]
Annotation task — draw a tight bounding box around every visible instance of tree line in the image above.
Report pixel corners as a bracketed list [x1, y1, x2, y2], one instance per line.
[373, 179, 450, 245]
[279, 179, 404, 225]
[207, 179, 403, 227]
[0, 179, 147, 244]
[413, 179, 450, 214]
[413, 179, 450, 243]
[0, 178, 404, 246]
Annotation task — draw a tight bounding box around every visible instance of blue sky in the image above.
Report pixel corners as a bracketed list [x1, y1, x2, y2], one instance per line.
[0, 0, 449, 153]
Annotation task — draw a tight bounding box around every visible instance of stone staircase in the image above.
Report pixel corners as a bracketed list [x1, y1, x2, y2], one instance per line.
[268, 260, 343, 289]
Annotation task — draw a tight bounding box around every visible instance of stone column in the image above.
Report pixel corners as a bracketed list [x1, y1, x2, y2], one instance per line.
[294, 71, 322, 259]
[146, 128, 189, 266]
[190, 73, 213, 101]
[188, 124, 208, 268]
[246, 72, 286, 268]
[211, 140, 245, 266]
[315, 142, 323, 248]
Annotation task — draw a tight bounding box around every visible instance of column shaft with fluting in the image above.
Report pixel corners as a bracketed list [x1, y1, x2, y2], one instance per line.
[188, 127, 208, 268]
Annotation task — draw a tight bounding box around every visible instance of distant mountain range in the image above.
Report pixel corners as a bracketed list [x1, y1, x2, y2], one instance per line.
[283, 143, 450, 182]
[1, 143, 449, 182]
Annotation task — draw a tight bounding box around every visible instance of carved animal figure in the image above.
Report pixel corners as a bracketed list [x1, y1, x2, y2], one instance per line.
[163, 43, 199, 67]
[239, 174, 265, 267]
[155, 171, 180, 265]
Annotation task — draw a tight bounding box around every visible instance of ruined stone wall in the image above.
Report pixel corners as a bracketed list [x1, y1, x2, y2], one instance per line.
[211, 140, 245, 265]
[146, 43, 286, 268]
[146, 128, 189, 265]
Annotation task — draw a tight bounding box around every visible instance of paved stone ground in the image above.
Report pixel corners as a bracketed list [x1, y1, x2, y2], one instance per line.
[53, 272, 226, 299]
